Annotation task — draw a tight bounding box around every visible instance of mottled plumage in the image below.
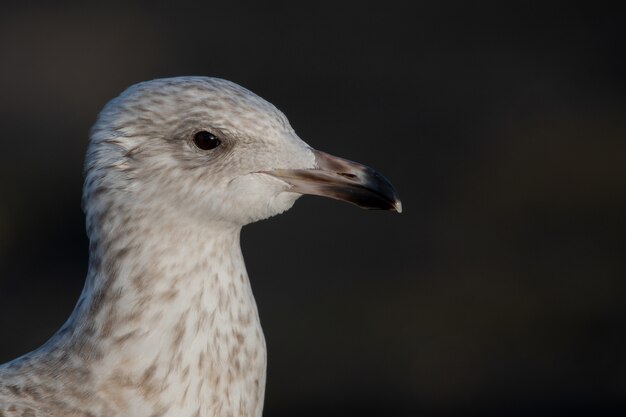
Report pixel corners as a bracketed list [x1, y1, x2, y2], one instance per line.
[0, 77, 400, 416]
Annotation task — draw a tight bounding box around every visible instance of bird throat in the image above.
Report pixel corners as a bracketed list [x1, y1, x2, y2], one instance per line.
[58, 213, 267, 417]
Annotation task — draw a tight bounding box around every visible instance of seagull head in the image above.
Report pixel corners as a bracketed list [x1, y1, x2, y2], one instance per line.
[84, 77, 401, 228]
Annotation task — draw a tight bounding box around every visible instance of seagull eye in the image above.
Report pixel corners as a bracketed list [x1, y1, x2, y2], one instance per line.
[193, 131, 221, 150]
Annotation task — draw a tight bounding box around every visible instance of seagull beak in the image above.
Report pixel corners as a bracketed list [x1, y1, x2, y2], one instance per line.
[264, 149, 402, 212]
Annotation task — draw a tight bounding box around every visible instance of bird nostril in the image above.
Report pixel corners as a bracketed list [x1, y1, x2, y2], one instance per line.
[337, 172, 357, 180]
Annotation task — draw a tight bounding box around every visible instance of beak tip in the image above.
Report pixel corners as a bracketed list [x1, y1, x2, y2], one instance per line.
[393, 199, 403, 213]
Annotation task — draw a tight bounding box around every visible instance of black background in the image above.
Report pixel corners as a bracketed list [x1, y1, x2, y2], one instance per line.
[0, 2, 625, 416]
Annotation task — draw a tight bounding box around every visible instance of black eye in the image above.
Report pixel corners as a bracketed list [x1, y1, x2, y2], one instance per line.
[193, 131, 221, 150]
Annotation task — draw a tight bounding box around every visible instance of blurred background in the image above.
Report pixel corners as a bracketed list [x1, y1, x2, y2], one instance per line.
[0, 2, 624, 416]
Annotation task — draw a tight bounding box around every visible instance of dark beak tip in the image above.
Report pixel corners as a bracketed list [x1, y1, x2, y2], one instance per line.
[393, 199, 403, 213]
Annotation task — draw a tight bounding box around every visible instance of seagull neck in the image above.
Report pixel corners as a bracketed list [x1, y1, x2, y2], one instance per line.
[61, 210, 266, 416]
[82, 214, 248, 334]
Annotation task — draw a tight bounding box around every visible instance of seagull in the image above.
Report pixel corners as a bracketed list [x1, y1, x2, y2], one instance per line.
[0, 77, 401, 417]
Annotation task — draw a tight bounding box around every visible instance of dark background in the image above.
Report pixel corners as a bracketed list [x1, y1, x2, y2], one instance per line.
[0, 2, 625, 416]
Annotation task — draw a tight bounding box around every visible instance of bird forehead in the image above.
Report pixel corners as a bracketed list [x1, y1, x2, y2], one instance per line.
[120, 77, 291, 135]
